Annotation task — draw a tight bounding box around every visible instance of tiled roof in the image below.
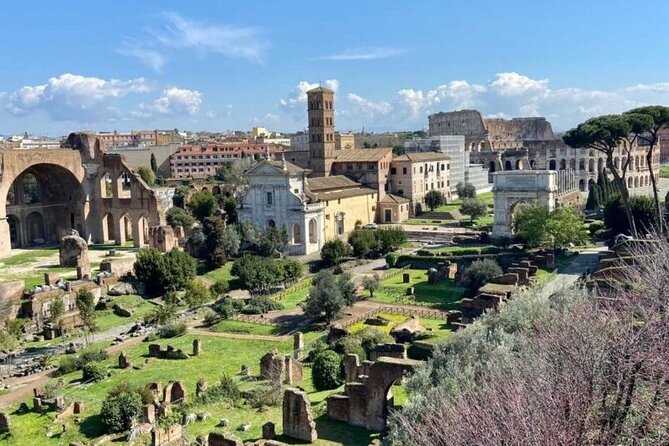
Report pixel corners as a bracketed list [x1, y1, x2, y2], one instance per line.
[393, 152, 450, 162]
[378, 193, 410, 204]
[247, 159, 306, 175]
[311, 187, 377, 201]
[332, 148, 392, 162]
[307, 175, 359, 192]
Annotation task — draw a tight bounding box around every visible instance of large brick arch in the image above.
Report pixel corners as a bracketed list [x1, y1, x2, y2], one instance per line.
[365, 357, 418, 431]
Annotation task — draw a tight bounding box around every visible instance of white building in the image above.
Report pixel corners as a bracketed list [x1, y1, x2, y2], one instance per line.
[405, 135, 491, 195]
[289, 132, 309, 152]
[238, 159, 324, 255]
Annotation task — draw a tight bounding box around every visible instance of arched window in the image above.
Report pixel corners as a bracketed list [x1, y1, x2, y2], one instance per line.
[267, 219, 276, 229]
[588, 159, 595, 172]
[505, 160, 512, 171]
[597, 158, 604, 172]
[515, 160, 522, 170]
[569, 158, 576, 170]
[489, 161, 496, 172]
[579, 159, 585, 171]
[549, 159, 556, 170]
[560, 159, 566, 170]
[579, 179, 586, 191]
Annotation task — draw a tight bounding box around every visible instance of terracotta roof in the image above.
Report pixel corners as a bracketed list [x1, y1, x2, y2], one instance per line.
[393, 152, 450, 162]
[307, 175, 359, 192]
[311, 187, 377, 201]
[378, 193, 410, 204]
[332, 148, 392, 162]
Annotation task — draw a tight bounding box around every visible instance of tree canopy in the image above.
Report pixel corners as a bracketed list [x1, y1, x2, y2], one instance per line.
[424, 190, 446, 211]
[303, 270, 345, 324]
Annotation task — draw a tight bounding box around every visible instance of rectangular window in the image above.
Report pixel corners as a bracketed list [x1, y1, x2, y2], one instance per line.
[403, 167, 407, 174]
[390, 167, 397, 174]
[266, 191, 273, 205]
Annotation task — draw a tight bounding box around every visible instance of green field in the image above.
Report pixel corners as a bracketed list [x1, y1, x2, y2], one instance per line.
[94, 294, 158, 331]
[210, 319, 285, 336]
[0, 248, 58, 266]
[348, 312, 453, 345]
[661, 166, 669, 178]
[371, 269, 464, 310]
[1, 334, 373, 445]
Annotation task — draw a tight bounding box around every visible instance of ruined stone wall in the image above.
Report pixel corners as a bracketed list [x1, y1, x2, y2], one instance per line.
[428, 110, 489, 151]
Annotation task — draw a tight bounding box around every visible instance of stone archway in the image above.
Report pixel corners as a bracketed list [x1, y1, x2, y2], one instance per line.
[3, 163, 84, 250]
[492, 171, 558, 237]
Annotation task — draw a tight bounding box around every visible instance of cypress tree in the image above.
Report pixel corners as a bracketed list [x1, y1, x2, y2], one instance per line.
[586, 185, 598, 210]
[150, 153, 158, 173]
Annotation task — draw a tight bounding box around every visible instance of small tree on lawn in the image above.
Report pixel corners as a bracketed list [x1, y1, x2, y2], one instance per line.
[76, 290, 97, 345]
[456, 182, 477, 199]
[304, 271, 345, 324]
[100, 385, 143, 433]
[151, 303, 177, 325]
[544, 207, 588, 251]
[348, 229, 379, 258]
[424, 190, 446, 211]
[338, 272, 357, 306]
[363, 274, 381, 298]
[183, 280, 212, 309]
[312, 350, 343, 391]
[280, 258, 304, 285]
[512, 203, 550, 247]
[460, 198, 488, 223]
[321, 239, 349, 265]
[50, 295, 65, 332]
[461, 259, 502, 295]
[375, 227, 407, 253]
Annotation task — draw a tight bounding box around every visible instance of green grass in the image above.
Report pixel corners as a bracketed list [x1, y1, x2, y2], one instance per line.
[427, 244, 494, 254]
[210, 319, 285, 336]
[371, 269, 464, 310]
[660, 166, 669, 178]
[94, 294, 157, 332]
[3, 333, 372, 446]
[202, 262, 242, 290]
[0, 248, 58, 266]
[276, 286, 310, 310]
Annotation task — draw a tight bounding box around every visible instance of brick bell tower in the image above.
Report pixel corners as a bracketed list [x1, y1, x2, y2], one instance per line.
[307, 86, 335, 177]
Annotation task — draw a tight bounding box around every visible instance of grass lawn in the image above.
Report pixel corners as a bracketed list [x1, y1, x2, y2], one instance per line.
[94, 294, 158, 332]
[2, 333, 374, 445]
[210, 319, 285, 336]
[276, 286, 310, 310]
[661, 166, 669, 178]
[427, 244, 494, 255]
[371, 269, 464, 310]
[202, 262, 242, 290]
[0, 248, 58, 266]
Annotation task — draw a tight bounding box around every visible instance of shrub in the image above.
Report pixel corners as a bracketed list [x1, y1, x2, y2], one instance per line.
[183, 279, 212, 309]
[198, 374, 241, 405]
[321, 239, 349, 265]
[246, 384, 282, 408]
[57, 356, 79, 375]
[203, 311, 220, 326]
[240, 296, 283, 314]
[416, 249, 435, 257]
[385, 252, 398, 267]
[456, 182, 477, 199]
[461, 259, 503, 294]
[100, 385, 143, 433]
[312, 350, 344, 391]
[588, 220, 605, 235]
[157, 322, 187, 338]
[82, 363, 107, 382]
[42, 381, 63, 399]
[134, 247, 196, 296]
[78, 349, 108, 366]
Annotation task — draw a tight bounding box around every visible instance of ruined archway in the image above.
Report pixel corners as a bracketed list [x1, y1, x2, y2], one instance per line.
[3, 163, 84, 250]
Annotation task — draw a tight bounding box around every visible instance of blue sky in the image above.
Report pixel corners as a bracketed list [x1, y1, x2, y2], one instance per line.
[2, 0, 669, 135]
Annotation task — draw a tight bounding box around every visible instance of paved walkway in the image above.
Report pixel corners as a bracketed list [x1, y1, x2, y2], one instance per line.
[538, 248, 603, 298]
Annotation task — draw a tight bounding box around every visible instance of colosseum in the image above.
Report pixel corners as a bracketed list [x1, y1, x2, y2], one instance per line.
[428, 109, 659, 192]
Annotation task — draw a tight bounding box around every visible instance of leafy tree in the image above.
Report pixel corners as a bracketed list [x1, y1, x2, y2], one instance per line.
[257, 226, 289, 256]
[210, 280, 229, 297]
[385, 252, 398, 268]
[50, 295, 65, 330]
[456, 182, 477, 199]
[312, 350, 343, 391]
[279, 258, 304, 285]
[461, 259, 503, 294]
[231, 255, 282, 294]
[134, 248, 196, 295]
[187, 190, 217, 222]
[512, 203, 551, 247]
[219, 195, 239, 224]
[424, 190, 446, 211]
[543, 207, 589, 251]
[321, 239, 349, 265]
[338, 272, 357, 306]
[166, 207, 195, 231]
[460, 198, 488, 222]
[375, 227, 407, 253]
[623, 106, 669, 230]
[76, 290, 97, 343]
[348, 229, 378, 258]
[82, 362, 106, 382]
[150, 153, 158, 174]
[304, 270, 345, 323]
[100, 385, 143, 433]
[213, 158, 252, 195]
[564, 115, 636, 233]
[362, 274, 381, 298]
[183, 280, 212, 309]
[137, 166, 155, 186]
[604, 195, 658, 235]
[202, 217, 239, 268]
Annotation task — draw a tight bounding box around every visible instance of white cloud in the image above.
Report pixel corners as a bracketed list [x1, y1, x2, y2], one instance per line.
[346, 93, 393, 116]
[251, 113, 280, 125]
[316, 47, 405, 61]
[398, 80, 486, 116]
[3, 73, 150, 121]
[488, 72, 548, 97]
[138, 87, 202, 116]
[279, 79, 340, 111]
[153, 12, 266, 62]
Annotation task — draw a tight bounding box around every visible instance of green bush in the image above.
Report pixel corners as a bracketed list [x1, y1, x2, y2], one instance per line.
[157, 322, 187, 338]
[385, 252, 398, 267]
[241, 296, 283, 315]
[312, 350, 343, 391]
[416, 249, 435, 257]
[461, 259, 503, 294]
[82, 363, 107, 382]
[100, 385, 143, 433]
[57, 356, 78, 375]
[210, 280, 229, 297]
[77, 349, 108, 367]
[588, 220, 605, 235]
[203, 311, 220, 326]
[198, 373, 241, 405]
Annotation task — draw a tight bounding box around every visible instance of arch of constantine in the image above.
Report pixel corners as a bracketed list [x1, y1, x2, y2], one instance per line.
[492, 170, 579, 237]
[0, 133, 165, 258]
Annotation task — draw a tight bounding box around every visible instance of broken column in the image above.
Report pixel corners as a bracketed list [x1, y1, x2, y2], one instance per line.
[282, 388, 317, 442]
